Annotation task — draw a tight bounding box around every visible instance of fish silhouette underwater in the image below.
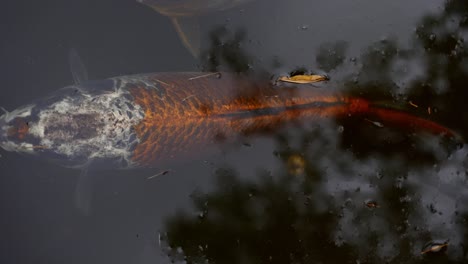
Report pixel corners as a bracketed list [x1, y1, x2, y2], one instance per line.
[137, 0, 254, 56]
[0, 49, 458, 214]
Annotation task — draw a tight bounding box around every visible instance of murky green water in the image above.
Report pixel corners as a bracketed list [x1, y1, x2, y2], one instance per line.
[2, 0, 468, 263]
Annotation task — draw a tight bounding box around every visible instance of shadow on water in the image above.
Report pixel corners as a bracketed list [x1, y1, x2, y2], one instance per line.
[159, 0, 468, 263]
[200, 26, 252, 73]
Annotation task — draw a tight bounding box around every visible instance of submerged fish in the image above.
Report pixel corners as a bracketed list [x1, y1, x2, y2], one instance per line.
[138, 0, 253, 56]
[0, 71, 457, 213]
[0, 72, 456, 168]
[0, 72, 458, 167]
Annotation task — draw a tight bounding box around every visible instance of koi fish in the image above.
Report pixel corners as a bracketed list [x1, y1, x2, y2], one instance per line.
[1, 71, 456, 168]
[137, 0, 253, 56]
[0, 68, 456, 213]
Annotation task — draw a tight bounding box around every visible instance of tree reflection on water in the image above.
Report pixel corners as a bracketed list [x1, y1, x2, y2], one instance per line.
[160, 1, 468, 263]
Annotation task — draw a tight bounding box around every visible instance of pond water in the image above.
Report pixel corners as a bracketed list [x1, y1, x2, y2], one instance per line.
[2, 0, 468, 263]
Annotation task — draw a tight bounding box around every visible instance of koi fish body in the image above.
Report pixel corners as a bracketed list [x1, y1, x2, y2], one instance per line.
[0, 72, 456, 170]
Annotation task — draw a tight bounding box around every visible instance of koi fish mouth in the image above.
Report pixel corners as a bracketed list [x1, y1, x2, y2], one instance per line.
[0, 104, 37, 153]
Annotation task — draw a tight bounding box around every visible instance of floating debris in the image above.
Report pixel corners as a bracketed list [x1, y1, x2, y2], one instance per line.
[181, 94, 195, 102]
[421, 240, 449, 255]
[409, 101, 419, 108]
[364, 118, 384, 128]
[277, 74, 329, 84]
[16, 145, 48, 151]
[32, 145, 48, 149]
[153, 78, 171, 86]
[364, 199, 380, 208]
[147, 170, 171, 180]
[287, 154, 306, 175]
[188, 72, 221, 80]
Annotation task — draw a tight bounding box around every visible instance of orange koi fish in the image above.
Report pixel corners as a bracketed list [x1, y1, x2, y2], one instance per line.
[0, 72, 456, 169]
[0, 71, 457, 213]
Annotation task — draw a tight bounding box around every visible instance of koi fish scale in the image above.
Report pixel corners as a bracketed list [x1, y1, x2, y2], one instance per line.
[122, 73, 354, 166]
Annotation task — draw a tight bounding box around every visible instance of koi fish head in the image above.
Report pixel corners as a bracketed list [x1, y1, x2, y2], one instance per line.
[0, 104, 39, 154]
[0, 98, 97, 168]
[0, 81, 145, 169]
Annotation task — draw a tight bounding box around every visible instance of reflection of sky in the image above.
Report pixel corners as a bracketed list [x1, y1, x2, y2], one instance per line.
[411, 145, 468, 259]
[209, 0, 445, 70]
[301, 122, 468, 260]
[161, 116, 468, 262]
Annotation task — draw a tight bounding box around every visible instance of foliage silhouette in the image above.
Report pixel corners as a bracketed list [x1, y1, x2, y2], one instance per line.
[161, 1, 468, 263]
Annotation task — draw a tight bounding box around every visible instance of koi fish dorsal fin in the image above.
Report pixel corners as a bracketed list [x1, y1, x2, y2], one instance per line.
[69, 48, 89, 85]
[170, 16, 201, 57]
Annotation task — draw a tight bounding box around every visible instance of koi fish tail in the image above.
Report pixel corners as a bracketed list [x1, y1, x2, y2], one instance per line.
[342, 97, 459, 140]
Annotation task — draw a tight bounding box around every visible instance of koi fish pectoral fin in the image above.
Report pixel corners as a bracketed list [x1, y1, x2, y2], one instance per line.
[74, 162, 95, 215]
[68, 48, 89, 85]
[170, 16, 201, 57]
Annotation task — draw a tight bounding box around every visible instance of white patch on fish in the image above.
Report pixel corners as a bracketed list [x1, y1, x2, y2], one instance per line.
[27, 85, 145, 167]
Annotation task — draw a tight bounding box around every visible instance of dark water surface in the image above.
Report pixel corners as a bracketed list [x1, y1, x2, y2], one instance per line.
[3, 0, 468, 263]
